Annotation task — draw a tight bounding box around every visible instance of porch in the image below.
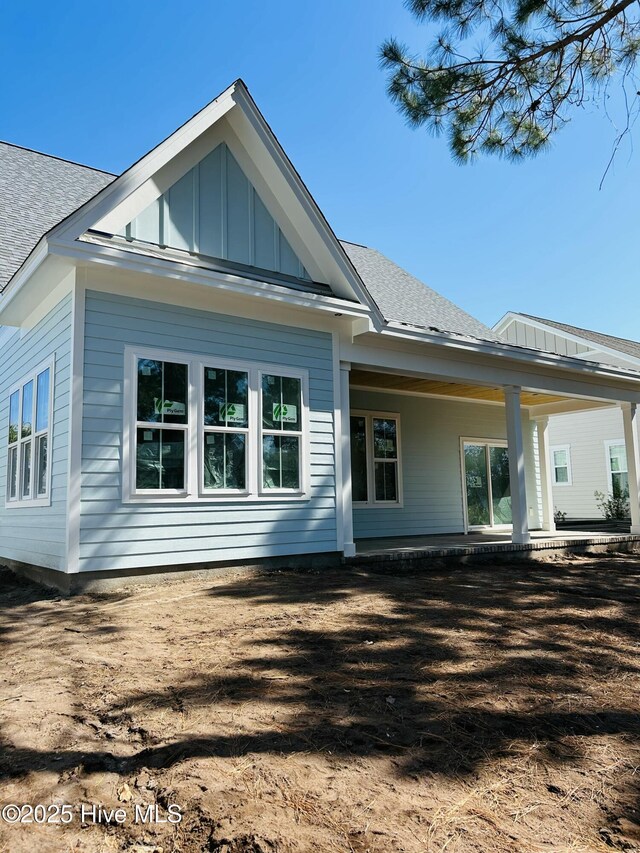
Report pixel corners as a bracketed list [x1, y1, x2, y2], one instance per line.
[349, 529, 640, 565]
[338, 339, 640, 557]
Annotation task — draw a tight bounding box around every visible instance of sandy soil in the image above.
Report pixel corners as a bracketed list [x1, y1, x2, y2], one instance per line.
[2, 554, 640, 852]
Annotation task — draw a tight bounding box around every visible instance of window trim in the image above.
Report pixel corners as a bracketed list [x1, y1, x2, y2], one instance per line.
[604, 438, 628, 495]
[123, 346, 310, 503]
[350, 409, 403, 508]
[5, 356, 55, 509]
[551, 444, 572, 487]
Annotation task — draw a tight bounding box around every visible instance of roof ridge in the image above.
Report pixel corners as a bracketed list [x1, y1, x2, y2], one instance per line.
[0, 140, 117, 177]
[522, 312, 640, 347]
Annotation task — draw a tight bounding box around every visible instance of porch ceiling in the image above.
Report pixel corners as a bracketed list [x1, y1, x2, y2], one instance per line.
[350, 368, 565, 407]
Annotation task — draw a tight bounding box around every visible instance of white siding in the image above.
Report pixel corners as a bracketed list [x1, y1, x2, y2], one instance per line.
[0, 294, 72, 570]
[78, 291, 336, 572]
[501, 319, 592, 357]
[548, 407, 631, 518]
[351, 390, 540, 538]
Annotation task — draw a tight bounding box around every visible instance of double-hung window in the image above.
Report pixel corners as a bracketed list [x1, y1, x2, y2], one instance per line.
[6, 359, 53, 507]
[126, 348, 308, 501]
[606, 441, 628, 498]
[350, 411, 402, 506]
[551, 445, 572, 486]
[135, 357, 189, 494]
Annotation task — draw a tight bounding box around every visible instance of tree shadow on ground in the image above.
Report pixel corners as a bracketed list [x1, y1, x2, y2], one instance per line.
[2, 555, 640, 834]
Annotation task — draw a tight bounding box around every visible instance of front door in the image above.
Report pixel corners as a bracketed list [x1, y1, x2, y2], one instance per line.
[463, 441, 512, 530]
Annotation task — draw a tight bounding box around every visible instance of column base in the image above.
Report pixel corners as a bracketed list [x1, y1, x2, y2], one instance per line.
[511, 532, 531, 545]
[343, 542, 356, 558]
[630, 525, 640, 536]
[541, 523, 557, 534]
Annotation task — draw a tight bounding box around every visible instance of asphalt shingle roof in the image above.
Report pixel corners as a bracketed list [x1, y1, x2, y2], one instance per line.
[0, 141, 501, 343]
[0, 142, 115, 290]
[340, 240, 500, 342]
[520, 313, 640, 364]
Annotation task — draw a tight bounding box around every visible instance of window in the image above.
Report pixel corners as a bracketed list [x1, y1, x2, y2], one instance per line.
[6, 359, 53, 507]
[551, 445, 572, 486]
[135, 358, 188, 493]
[125, 348, 308, 501]
[203, 366, 249, 492]
[261, 373, 302, 491]
[349, 411, 402, 506]
[606, 441, 629, 498]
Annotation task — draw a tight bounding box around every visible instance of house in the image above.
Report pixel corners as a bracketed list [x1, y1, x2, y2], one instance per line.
[495, 312, 640, 521]
[2, 80, 640, 591]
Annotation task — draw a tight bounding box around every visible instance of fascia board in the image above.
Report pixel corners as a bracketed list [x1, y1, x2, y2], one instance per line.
[229, 85, 384, 327]
[47, 237, 373, 320]
[52, 85, 238, 242]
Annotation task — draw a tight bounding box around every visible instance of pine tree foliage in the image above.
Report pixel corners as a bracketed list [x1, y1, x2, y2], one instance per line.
[381, 0, 640, 160]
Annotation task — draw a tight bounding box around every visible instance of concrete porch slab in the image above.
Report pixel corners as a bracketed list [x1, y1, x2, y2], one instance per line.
[349, 529, 640, 566]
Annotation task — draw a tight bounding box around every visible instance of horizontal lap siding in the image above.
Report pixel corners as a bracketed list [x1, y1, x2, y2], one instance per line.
[548, 408, 628, 518]
[0, 295, 72, 570]
[351, 390, 540, 539]
[78, 291, 336, 572]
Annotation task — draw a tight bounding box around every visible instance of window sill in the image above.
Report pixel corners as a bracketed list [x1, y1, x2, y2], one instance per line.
[353, 501, 404, 509]
[122, 492, 311, 504]
[5, 496, 52, 509]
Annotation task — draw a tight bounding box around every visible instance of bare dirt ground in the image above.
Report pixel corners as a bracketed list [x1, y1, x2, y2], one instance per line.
[2, 554, 640, 853]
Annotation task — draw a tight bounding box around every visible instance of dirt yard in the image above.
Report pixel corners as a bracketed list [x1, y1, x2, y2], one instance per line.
[2, 554, 640, 852]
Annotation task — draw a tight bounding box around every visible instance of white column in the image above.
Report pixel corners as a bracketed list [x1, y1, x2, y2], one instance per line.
[340, 362, 356, 557]
[504, 386, 530, 545]
[535, 416, 556, 533]
[621, 402, 640, 535]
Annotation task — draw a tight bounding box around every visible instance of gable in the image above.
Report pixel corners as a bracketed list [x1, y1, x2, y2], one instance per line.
[120, 142, 311, 282]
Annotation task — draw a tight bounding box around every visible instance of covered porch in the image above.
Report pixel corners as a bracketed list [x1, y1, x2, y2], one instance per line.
[350, 528, 640, 565]
[338, 330, 640, 557]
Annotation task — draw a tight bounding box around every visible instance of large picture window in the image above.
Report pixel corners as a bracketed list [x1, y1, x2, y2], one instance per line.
[349, 411, 402, 506]
[6, 359, 53, 507]
[125, 348, 308, 502]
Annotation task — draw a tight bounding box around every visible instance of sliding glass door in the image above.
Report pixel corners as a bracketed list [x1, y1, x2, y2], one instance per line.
[463, 441, 512, 529]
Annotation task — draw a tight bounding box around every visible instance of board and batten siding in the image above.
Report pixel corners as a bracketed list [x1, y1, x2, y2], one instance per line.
[78, 291, 336, 572]
[0, 294, 72, 570]
[548, 407, 632, 518]
[501, 320, 593, 357]
[350, 389, 540, 539]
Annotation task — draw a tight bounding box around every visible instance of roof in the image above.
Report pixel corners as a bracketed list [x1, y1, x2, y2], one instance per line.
[0, 140, 498, 343]
[519, 313, 640, 363]
[0, 142, 115, 290]
[341, 241, 500, 341]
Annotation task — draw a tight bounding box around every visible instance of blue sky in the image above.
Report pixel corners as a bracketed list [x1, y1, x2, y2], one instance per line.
[1, 0, 638, 337]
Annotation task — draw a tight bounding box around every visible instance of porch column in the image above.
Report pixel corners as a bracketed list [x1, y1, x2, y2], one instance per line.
[620, 402, 640, 535]
[340, 362, 356, 557]
[504, 386, 530, 545]
[534, 416, 556, 533]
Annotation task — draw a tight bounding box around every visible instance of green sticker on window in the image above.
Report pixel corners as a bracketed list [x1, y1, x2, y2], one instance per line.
[220, 403, 246, 423]
[273, 403, 297, 423]
[154, 398, 186, 416]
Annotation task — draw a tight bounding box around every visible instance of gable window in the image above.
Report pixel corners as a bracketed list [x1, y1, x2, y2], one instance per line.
[125, 348, 308, 502]
[551, 445, 572, 486]
[606, 441, 628, 497]
[6, 359, 54, 507]
[350, 411, 402, 506]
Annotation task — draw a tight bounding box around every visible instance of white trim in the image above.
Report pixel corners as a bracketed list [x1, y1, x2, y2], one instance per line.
[5, 355, 55, 509]
[123, 345, 310, 504]
[65, 277, 84, 572]
[604, 438, 628, 494]
[350, 409, 403, 508]
[460, 437, 511, 533]
[494, 312, 640, 372]
[550, 444, 573, 486]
